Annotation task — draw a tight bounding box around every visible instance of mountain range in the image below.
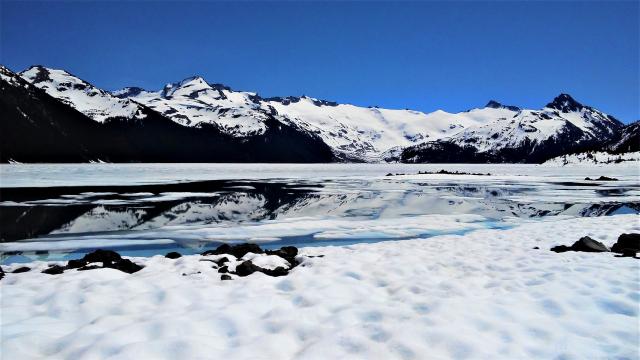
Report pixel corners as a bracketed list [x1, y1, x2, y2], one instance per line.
[1, 65, 636, 163]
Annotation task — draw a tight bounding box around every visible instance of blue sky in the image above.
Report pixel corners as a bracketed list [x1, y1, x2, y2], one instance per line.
[2, 1, 638, 122]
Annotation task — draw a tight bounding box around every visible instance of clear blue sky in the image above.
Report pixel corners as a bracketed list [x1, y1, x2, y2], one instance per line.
[2, 1, 638, 122]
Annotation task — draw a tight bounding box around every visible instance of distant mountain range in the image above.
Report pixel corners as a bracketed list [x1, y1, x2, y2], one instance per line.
[1, 65, 636, 163]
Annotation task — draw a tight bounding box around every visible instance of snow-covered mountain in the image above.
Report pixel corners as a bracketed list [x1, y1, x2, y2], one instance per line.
[20, 66, 148, 123]
[401, 94, 624, 163]
[113, 77, 271, 136]
[114, 73, 624, 162]
[2, 65, 333, 163]
[116, 76, 509, 161]
[6, 64, 629, 163]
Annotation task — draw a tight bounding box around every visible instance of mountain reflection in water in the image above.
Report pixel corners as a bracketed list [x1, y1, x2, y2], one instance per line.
[1, 177, 638, 263]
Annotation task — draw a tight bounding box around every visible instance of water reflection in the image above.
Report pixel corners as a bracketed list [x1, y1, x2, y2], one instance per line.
[1, 177, 638, 263]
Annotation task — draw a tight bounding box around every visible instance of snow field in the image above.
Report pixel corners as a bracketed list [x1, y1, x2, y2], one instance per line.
[1, 215, 638, 359]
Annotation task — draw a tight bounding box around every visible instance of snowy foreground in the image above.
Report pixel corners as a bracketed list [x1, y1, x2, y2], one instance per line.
[2, 215, 639, 360]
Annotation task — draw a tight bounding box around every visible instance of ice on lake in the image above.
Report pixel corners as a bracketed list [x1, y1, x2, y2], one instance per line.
[1, 163, 638, 264]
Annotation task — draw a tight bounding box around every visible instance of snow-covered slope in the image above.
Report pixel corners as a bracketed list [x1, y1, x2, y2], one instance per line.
[544, 151, 640, 165]
[20, 66, 147, 123]
[113, 77, 271, 136]
[401, 95, 623, 163]
[262, 97, 497, 161]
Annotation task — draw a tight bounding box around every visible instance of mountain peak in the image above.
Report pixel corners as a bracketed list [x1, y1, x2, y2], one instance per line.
[546, 93, 583, 112]
[112, 87, 145, 99]
[484, 100, 520, 112]
[161, 76, 211, 98]
[20, 65, 54, 84]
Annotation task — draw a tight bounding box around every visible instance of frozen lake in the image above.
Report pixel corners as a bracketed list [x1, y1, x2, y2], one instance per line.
[2, 164, 639, 360]
[1, 163, 638, 264]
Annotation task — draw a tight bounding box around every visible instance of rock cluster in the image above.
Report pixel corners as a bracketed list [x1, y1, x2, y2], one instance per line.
[584, 176, 619, 181]
[1, 244, 307, 281]
[611, 233, 640, 257]
[386, 170, 491, 177]
[201, 243, 301, 279]
[551, 236, 609, 253]
[42, 249, 144, 275]
[551, 233, 639, 258]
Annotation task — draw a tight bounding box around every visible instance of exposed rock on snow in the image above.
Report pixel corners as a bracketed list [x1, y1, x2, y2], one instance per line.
[39, 249, 146, 274]
[201, 244, 301, 278]
[164, 252, 182, 259]
[14, 245, 303, 278]
[611, 233, 640, 257]
[585, 176, 618, 181]
[551, 236, 610, 253]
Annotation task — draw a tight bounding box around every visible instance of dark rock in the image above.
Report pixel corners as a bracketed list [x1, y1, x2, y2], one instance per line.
[234, 261, 259, 277]
[585, 176, 618, 181]
[214, 257, 229, 266]
[202, 243, 264, 258]
[233, 260, 290, 277]
[571, 236, 609, 252]
[221, 274, 232, 281]
[218, 266, 229, 273]
[82, 249, 122, 265]
[261, 267, 290, 277]
[64, 250, 143, 274]
[615, 248, 639, 258]
[0, 266, 4, 280]
[12, 266, 30, 273]
[611, 233, 640, 254]
[165, 252, 182, 259]
[66, 259, 87, 269]
[266, 246, 298, 261]
[78, 265, 102, 271]
[42, 265, 65, 275]
[551, 236, 609, 253]
[110, 259, 144, 274]
[550, 245, 572, 253]
[533, 246, 540, 250]
[202, 244, 230, 256]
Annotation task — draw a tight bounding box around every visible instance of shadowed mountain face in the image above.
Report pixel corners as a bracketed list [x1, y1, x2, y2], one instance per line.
[607, 121, 639, 154]
[1, 66, 334, 163]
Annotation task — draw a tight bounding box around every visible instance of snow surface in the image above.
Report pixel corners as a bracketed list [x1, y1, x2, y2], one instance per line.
[1, 162, 638, 188]
[1, 215, 638, 359]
